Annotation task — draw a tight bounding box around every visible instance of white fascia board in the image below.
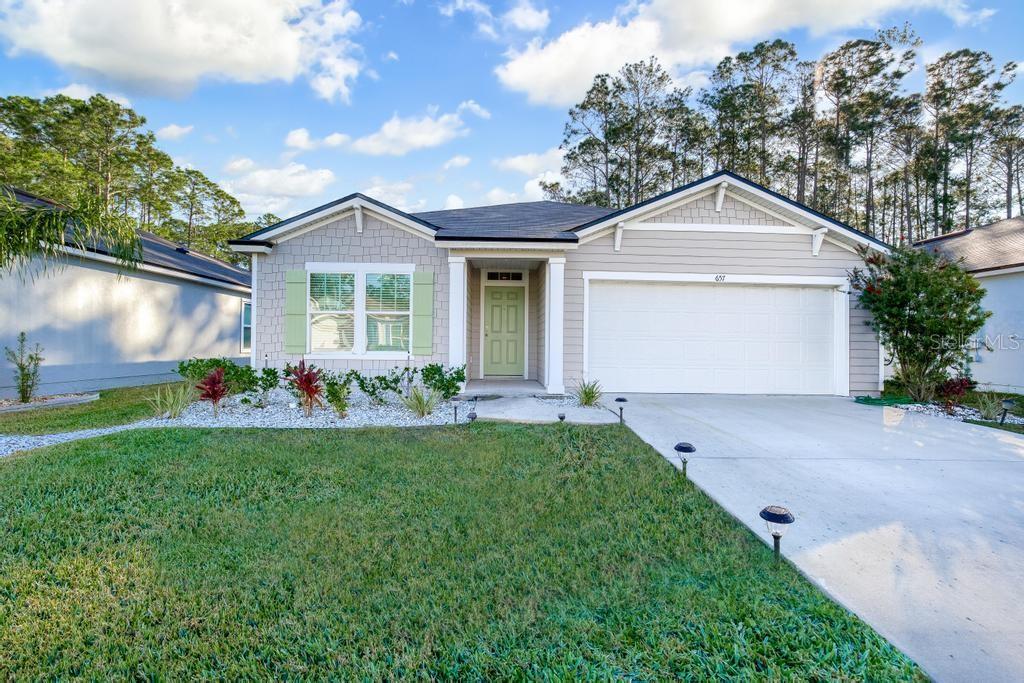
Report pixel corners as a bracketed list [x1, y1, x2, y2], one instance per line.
[252, 197, 436, 244]
[623, 222, 813, 234]
[436, 240, 576, 250]
[229, 243, 272, 254]
[974, 265, 1024, 278]
[58, 245, 251, 294]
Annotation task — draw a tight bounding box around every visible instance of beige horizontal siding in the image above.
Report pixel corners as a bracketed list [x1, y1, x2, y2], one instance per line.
[563, 227, 880, 395]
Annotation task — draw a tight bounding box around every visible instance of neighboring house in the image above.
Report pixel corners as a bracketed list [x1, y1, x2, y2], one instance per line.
[0, 188, 251, 399]
[918, 216, 1024, 392]
[230, 171, 889, 396]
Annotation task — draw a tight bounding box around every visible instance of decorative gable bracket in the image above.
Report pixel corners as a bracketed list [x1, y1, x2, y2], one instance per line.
[811, 228, 828, 256]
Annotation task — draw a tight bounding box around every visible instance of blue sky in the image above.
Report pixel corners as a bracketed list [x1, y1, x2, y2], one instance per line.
[1, 0, 1022, 218]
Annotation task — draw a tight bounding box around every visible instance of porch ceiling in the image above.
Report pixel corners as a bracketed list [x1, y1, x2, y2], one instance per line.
[467, 258, 544, 270]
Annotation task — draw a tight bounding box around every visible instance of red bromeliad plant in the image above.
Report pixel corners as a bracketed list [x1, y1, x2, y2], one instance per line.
[196, 367, 229, 417]
[287, 360, 324, 417]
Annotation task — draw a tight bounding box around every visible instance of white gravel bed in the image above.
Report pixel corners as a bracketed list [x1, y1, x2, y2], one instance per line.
[900, 401, 1024, 425]
[163, 387, 458, 429]
[0, 387, 464, 457]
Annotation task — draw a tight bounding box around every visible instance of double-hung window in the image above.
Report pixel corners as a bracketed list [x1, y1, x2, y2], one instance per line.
[307, 264, 413, 356]
[240, 301, 252, 353]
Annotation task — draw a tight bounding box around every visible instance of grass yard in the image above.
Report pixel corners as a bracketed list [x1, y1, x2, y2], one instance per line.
[0, 383, 167, 435]
[0, 424, 921, 679]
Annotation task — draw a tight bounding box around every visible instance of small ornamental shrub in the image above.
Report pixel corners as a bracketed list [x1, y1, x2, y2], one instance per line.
[348, 370, 397, 405]
[288, 360, 324, 417]
[249, 367, 280, 408]
[147, 382, 196, 418]
[177, 357, 257, 394]
[937, 376, 974, 414]
[4, 331, 43, 403]
[401, 386, 440, 417]
[849, 246, 989, 402]
[574, 380, 603, 407]
[196, 368, 229, 417]
[975, 393, 1003, 421]
[324, 371, 353, 418]
[420, 363, 466, 400]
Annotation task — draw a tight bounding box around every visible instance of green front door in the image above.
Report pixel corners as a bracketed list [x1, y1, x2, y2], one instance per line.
[484, 286, 525, 376]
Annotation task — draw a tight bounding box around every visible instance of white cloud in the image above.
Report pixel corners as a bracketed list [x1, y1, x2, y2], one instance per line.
[502, 0, 549, 32]
[495, 0, 996, 106]
[384, 50, 400, 62]
[223, 157, 256, 174]
[438, 0, 497, 38]
[495, 146, 563, 176]
[361, 177, 426, 211]
[222, 160, 335, 214]
[285, 128, 317, 150]
[484, 187, 518, 204]
[42, 82, 131, 106]
[443, 194, 466, 209]
[443, 155, 472, 170]
[2, 0, 365, 103]
[284, 127, 351, 152]
[156, 123, 194, 141]
[350, 100, 489, 156]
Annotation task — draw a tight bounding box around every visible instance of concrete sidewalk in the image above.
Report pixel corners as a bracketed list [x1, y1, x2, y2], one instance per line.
[621, 394, 1024, 683]
[468, 396, 618, 424]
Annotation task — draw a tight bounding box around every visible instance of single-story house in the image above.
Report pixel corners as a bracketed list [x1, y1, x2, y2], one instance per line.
[918, 216, 1024, 393]
[1, 188, 251, 399]
[229, 171, 888, 396]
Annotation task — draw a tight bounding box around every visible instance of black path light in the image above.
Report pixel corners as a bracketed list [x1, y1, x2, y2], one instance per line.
[674, 442, 695, 478]
[451, 396, 461, 424]
[615, 397, 628, 424]
[558, 412, 566, 422]
[467, 410, 477, 424]
[759, 505, 795, 563]
[1001, 398, 1015, 425]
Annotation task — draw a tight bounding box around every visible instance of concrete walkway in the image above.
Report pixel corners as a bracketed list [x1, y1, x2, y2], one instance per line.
[621, 394, 1024, 683]
[469, 396, 617, 424]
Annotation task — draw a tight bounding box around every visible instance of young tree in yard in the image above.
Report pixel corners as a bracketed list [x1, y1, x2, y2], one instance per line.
[848, 247, 990, 402]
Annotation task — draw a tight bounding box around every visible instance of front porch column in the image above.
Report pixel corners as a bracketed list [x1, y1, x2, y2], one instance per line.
[546, 256, 565, 395]
[448, 256, 467, 369]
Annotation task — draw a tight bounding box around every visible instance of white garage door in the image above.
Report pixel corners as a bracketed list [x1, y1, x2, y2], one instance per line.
[587, 281, 838, 394]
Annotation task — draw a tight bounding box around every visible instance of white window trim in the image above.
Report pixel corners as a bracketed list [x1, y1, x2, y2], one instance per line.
[304, 262, 415, 360]
[240, 299, 252, 355]
[580, 271, 851, 397]
[478, 269, 530, 380]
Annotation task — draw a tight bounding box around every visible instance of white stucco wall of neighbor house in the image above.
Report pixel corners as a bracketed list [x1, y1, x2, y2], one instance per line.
[970, 270, 1024, 392]
[0, 257, 249, 399]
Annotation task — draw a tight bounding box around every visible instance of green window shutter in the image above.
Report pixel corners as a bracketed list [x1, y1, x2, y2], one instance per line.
[284, 269, 307, 354]
[411, 271, 434, 356]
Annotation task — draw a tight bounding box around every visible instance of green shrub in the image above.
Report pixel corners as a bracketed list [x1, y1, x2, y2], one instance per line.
[420, 363, 465, 400]
[4, 331, 43, 403]
[146, 382, 196, 418]
[324, 372, 353, 418]
[975, 393, 1004, 421]
[574, 380, 602, 407]
[849, 246, 990, 402]
[401, 386, 440, 417]
[347, 370, 401, 405]
[177, 358, 257, 394]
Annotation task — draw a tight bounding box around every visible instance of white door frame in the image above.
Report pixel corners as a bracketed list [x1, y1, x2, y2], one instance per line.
[581, 271, 851, 396]
[479, 269, 530, 380]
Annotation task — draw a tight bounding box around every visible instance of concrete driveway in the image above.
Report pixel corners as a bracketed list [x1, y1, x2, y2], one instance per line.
[621, 395, 1024, 683]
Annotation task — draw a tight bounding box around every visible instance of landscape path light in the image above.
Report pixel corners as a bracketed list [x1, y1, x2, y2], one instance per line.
[674, 442, 695, 478]
[558, 412, 566, 422]
[467, 410, 477, 424]
[451, 396, 461, 424]
[615, 397, 627, 424]
[759, 505, 795, 563]
[1001, 398, 1015, 425]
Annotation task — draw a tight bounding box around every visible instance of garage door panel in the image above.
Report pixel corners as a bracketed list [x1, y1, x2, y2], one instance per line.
[588, 281, 838, 395]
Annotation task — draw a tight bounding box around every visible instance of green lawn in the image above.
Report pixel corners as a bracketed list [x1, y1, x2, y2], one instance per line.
[0, 424, 921, 679]
[0, 383, 167, 435]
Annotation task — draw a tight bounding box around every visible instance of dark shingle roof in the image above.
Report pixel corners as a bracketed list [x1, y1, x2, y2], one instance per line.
[8, 187, 250, 288]
[414, 201, 614, 241]
[917, 216, 1024, 273]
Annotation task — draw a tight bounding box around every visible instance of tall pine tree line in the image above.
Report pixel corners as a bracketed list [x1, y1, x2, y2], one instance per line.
[545, 27, 1020, 243]
[0, 94, 278, 266]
